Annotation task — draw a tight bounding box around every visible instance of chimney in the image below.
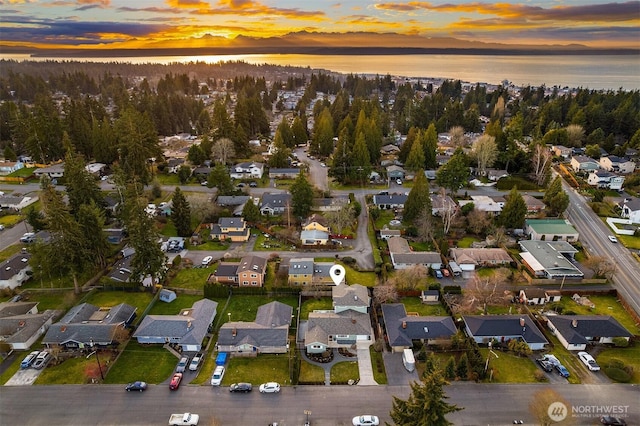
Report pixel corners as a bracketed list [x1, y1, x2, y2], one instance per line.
[402, 321, 407, 329]
[572, 319, 578, 328]
[232, 328, 237, 337]
[187, 320, 192, 329]
[519, 318, 525, 327]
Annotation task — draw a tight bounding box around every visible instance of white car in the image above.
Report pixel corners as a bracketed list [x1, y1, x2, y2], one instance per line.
[352, 415, 380, 426]
[608, 235, 618, 243]
[578, 351, 600, 371]
[259, 382, 280, 393]
[0, 224, 5, 231]
[396, 179, 402, 185]
[211, 366, 225, 386]
[202, 256, 213, 266]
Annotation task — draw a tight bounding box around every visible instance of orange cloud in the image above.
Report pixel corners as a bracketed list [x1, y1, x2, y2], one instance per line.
[166, 0, 210, 9]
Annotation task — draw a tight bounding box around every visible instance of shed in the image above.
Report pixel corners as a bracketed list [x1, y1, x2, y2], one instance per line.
[420, 290, 440, 303]
[159, 289, 177, 303]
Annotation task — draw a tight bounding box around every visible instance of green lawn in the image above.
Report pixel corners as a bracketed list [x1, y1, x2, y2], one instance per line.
[550, 295, 640, 335]
[300, 297, 333, 319]
[222, 296, 298, 323]
[342, 263, 377, 287]
[18, 290, 78, 311]
[224, 354, 291, 386]
[330, 361, 359, 383]
[0, 355, 23, 385]
[373, 210, 396, 230]
[0, 244, 23, 263]
[400, 297, 448, 316]
[370, 346, 388, 384]
[596, 344, 640, 383]
[299, 360, 325, 383]
[104, 341, 177, 384]
[35, 353, 115, 384]
[409, 241, 435, 251]
[190, 240, 230, 251]
[85, 290, 154, 317]
[616, 234, 640, 250]
[0, 214, 23, 229]
[254, 233, 295, 251]
[169, 266, 216, 290]
[478, 349, 539, 383]
[147, 294, 206, 315]
[456, 236, 480, 248]
[8, 167, 37, 178]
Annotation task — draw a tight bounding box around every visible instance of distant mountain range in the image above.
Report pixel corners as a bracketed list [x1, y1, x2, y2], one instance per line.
[2, 31, 638, 57]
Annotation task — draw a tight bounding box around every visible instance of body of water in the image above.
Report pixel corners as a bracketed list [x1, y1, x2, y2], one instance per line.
[3, 53, 640, 91]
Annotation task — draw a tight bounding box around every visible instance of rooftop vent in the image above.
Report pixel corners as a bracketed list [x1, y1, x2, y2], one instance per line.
[520, 318, 525, 327]
[402, 321, 407, 329]
[572, 319, 578, 328]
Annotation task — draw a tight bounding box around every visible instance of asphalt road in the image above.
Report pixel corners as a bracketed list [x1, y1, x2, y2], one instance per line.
[0, 382, 637, 425]
[561, 178, 640, 315]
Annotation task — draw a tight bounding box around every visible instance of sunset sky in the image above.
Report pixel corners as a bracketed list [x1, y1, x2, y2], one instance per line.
[1, 0, 639, 50]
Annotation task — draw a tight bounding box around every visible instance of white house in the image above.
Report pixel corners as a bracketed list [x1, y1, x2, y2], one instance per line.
[458, 195, 503, 215]
[0, 161, 24, 176]
[545, 315, 633, 351]
[0, 252, 32, 289]
[463, 315, 548, 350]
[587, 170, 624, 190]
[599, 155, 635, 174]
[570, 155, 600, 173]
[230, 162, 264, 179]
[620, 198, 640, 223]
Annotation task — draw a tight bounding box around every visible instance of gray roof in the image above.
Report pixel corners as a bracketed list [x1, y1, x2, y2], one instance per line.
[269, 168, 300, 174]
[218, 217, 246, 228]
[133, 299, 217, 346]
[301, 229, 329, 242]
[237, 255, 267, 274]
[623, 197, 640, 212]
[519, 240, 581, 276]
[332, 284, 370, 309]
[463, 315, 548, 345]
[261, 193, 291, 210]
[381, 303, 456, 347]
[288, 258, 314, 273]
[214, 263, 240, 277]
[547, 315, 632, 344]
[1, 309, 59, 345]
[305, 311, 371, 344]
[392, 252, 442, 265]
[373, 193, 408, 206]
[0, 252, 31, 281]
[0, 301, 38, 318]
[217, 301, 292, 347]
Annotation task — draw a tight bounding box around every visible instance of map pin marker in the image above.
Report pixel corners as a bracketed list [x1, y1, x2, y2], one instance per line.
[329, 264, 345, 286]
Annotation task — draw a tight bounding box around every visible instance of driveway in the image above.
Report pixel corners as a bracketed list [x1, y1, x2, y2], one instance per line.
[382, 350, 419, 385]
[5, 368, 42, 386]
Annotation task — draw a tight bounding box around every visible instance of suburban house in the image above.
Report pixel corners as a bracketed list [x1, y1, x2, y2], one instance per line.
[373, 193, 407, 210]
[430, 193, 457, 216]
[210, 217, 250, 242]
[43, 302, 137, 349]
[518, 240, 583, 279]
[420, 290, 440, 303]
[159, 289, 177, 303]
[599, 155, 635, 174]
[333, 284, 370, 314]
[302, 214, 330, 233]
[587, 170, 625, 190]
[288, 258, 340, 286]
[107, 251, 155, 287]
[0, 161, 24, 175]
[230, 162, 264, 179]
[133, 299, 218, 352]
[525, 219, 579, 242]
[34, 163, 65, 179]
[386, 165, 405, 180]
[166, 158, 185, 173]
[379, 228, 401, 240]
[449, 248, 512, 272]
[424, 170, 437, 180]
[458, 195, 503, 215]
[215, 195, 250, 216]
[192, 166, 211, 178]
[620, 197, 640, 223]
[304, 285, 373, 354]
[570, 155, 600, 173]
[0, 302, 59, 350]
[0, 195, 36, 211]
[552, 145, 572, 159]
[462, 315, 549, 350]
[388, 236, 442, 270]
[380, 144, 400, 155]
[312, 195, 350, 212]
[212, 255, 268, 287]
[217, 301, 292, 355]
[268, 168, 300, 179]
[105, 228, 126, 245]
[0, 252, 32, 289]
[522, 195, 545, 215]
[381, 303, 457, 352]
[518, 288, 562, 305]
[487, 169, 509, 181]
[300, 229, 330, 245]
[545, 315, 633, 351]
[260, 193, 291, 215]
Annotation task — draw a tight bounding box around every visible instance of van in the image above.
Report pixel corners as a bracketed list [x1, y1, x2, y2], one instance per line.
[449, 261, 462, 277]
[402, 349, 415, 372]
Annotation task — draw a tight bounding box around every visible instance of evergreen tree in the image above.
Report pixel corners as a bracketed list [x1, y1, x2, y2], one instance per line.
[456, 353, 469, 380]
[435, 148, 470, 196]
[76, 202, 110, 269]
[350, 132, 371, 184]
[207, 163, 233, 195]
[276, 117, 295, 148]
[187, 144, 206, 166]
[404, 172, 432, 223]
[422, 123, 438, 169]
[268, 139, 291, 169]
[312, 107, 334, 157]
[171, 187, 192, 237]
[177, 165, 192, 184]
[114, 107, 161, 185]
[290, 172, 314, 219]
[499, 187, 527, 229]
[390, 369, 462, 426]
[399, 126, 419, 163]
[445, 356, 456, 380]
[25, 206, 47, 232]
[241, 198, 261, 223]
[291, 116, 308, 147]
[405, 134, 426, 172]
[62, 133, 103, 217]
[329, 127, 351, 184]
[543, 176, 570, 216]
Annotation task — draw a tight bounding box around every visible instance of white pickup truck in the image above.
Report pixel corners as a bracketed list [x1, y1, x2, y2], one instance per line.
[168, 413, 199, 426]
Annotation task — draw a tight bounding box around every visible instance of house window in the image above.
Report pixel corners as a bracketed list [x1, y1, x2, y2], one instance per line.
[242, 281, 249, 285]
[251, 281, 257, 286]
[251, 274, 257, 278]
[312, 345, 322, 349]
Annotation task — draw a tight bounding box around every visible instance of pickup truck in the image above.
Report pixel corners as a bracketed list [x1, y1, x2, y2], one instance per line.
[168, 413, 199, 426]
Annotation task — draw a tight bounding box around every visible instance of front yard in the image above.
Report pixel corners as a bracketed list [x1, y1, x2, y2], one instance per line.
[103, 341, 177, 384]
[224, 354, 291, 386]
[478, 348, 539, 383]
[596, 343, 640, 383]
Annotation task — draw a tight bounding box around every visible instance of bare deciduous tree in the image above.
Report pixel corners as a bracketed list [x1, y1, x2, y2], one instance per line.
[566, 124, 585, 148]
[211, 137, 235, 165]
[464, 268, 511, 314]
[467, 209, 491, 236]
[449, 126, 466, 147]
[531, 143, 552, 186]
[439, 187, 458, 235]
[472, 134, 498, 177]
[583, 256, 616, 278]
[373, 284, 399, 306]
[326, 204, 355, 234]
[414, 208, 434, 242]
[385, 265, 429, 291]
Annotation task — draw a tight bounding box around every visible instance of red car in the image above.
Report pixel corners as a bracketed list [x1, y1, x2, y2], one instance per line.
[442, 268, 450, 277]
[169, 373, 183, 390]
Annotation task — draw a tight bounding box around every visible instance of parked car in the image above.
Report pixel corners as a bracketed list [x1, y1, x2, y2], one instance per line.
[578, 351, 600, 371]
[352, 415, 380, 426]
[229, 383, 253, 393]
[20, 232, 35, 243]
[259, 382, 280, 393]
[434, 269, 443, 279]
[396, 179, 402, 185]
[201, 256, 213, 267]
[210, 366, 225, 386]
[32, 351, 51, 369]
[555, 364, 570, 378]
[441, 268, 450, 277]
[600, 416, 627, 425]
[20, 351, 40, 369]
[169, 373, 183, 390]
[608, 235, 618, 243]
[176, 356, 189, 373]
[535, 358, 554, 372]
[0, 224, 5, 231]
[189, 353, 203, 371]
[249, 181, 258, 187]
[125, 381, 148, 392]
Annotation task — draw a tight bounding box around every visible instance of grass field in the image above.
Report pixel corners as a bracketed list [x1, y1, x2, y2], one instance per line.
[85, 290, 154, 317]
[370, 346, 387, 384]
[221, 295, 298, 323]
[0, 244, 23, 263]
[596, 344, 640, 384]
[224, 354, 290, 386]
[300, 297, 333, 319]
[169, 266, 216, 290]
[342, 264, 377, 287]
[0, 356, 23, 385]
[104, 341, 177, 384]
[456, 236, 480, 248]
[299, 360, 325, 383]
[19, 290, 78, 311]
[147, 294, 206, 315]
[478, 349, 539, 383]
[401, 297, 449, 316]
[373, 210, 396, 230]
[330, 361, 359, 383]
